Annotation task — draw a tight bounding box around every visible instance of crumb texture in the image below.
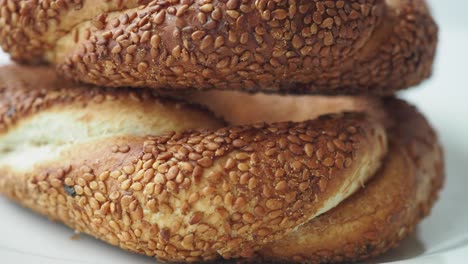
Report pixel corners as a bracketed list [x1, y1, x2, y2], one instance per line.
[0, 0, 437, 94]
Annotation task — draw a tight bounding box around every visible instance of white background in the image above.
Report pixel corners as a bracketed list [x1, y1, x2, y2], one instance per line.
[1, 1, 468, 263]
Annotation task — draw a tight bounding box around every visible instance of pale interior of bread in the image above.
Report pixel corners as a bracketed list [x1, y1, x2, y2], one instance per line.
[0, 99, 222, 172]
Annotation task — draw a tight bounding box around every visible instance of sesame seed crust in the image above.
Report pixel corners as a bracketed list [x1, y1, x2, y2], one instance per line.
[0, 0, 437, 95]
[186, 91, 444, 263]
[0, 65, 388, 262]
[258, 99, 445, 263]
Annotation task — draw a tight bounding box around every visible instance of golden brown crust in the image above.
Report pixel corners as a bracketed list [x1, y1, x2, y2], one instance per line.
[0, 66, 387, 262]
[0, 0, 437, 94]
[185, 91, 444, 263]
[257, 100, 444, 263]
[0, 72, 444, 263]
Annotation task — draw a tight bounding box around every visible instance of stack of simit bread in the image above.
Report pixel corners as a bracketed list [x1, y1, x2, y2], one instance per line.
[0, 0, 444, 263]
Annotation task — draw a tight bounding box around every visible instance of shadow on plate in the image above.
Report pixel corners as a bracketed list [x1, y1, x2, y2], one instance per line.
[370, 230, 426, 263]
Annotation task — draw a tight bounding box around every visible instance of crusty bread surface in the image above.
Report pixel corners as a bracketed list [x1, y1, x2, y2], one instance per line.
[0, 66, 392, 262]
[185, 91, 444, 262]
[0, 0, 437, 94]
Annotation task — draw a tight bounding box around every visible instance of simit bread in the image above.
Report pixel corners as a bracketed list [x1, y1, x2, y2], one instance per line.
[0, 65, 386, 262]
[0, 66, 443, 263]
[0, 0, 437, 94]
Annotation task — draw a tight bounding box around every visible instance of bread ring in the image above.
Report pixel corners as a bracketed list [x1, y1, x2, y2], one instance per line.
[0, 65, 388, 262]
[0, 65, 443, 263]
[0, 0, 437, 94]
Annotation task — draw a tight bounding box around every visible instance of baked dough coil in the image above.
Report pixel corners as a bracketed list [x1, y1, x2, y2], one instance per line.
[186, 91, 445, 262]
[0, 66, 443, 263]
[0, 0, 437, 94]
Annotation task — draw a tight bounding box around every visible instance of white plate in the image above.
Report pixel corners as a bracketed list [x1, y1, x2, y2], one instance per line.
[1, 1, 467, 263]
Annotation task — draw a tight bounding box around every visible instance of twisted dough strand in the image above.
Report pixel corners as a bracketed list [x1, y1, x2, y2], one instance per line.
[258, 99, 444, 263]
[184, 91, 444, 262]
[0, 0, 437, 94]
